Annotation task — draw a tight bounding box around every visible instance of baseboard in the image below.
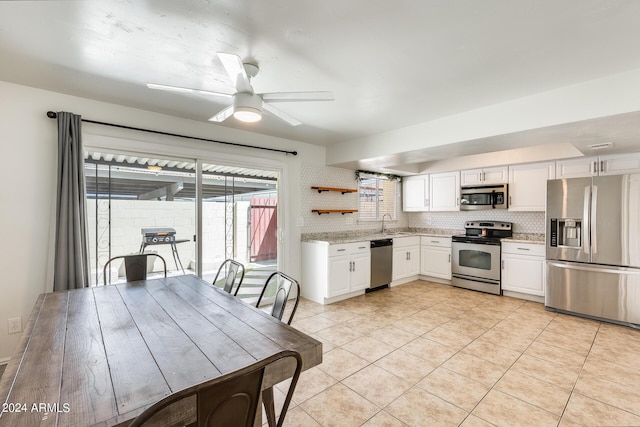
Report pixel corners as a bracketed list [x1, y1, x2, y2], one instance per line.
[502, 290, 544, 303]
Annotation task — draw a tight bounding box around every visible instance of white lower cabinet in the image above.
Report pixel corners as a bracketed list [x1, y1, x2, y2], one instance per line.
[392, 236, 420, 281]
[501, 242, 545, 297]
[329, 249, 370, 296]
[420, 236, 452, 280]
[302, 241, 371, 304]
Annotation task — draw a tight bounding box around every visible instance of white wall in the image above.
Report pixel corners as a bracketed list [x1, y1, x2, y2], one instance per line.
[0, 80, 325, 361]
[327, 67, 640, 167]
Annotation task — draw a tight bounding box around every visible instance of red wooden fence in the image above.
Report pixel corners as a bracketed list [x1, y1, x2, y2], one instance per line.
[249, 198, 278, 262]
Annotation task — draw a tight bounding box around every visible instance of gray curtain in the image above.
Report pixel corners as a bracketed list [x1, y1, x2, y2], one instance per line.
[53, 112, 90, 291]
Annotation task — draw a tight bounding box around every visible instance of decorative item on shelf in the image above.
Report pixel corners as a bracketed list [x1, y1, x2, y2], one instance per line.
[311, 209, 358, 215]
[355, 170, 402, 182]
[311, 186, 357, 194]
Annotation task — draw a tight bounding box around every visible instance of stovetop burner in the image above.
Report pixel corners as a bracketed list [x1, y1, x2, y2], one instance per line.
[452, 220, 512, 244]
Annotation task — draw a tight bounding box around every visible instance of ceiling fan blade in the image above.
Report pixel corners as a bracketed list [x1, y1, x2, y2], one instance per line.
[147, 83, 233, 98]
[208, 105, 234, 122]
[217, 52, 253, 93]
[261, 91, 334, 102]
[263, 103, 302, 126]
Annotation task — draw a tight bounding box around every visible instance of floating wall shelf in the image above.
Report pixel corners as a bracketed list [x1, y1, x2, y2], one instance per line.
[311, 186, 357, 194]
[311, 209, 358, 215]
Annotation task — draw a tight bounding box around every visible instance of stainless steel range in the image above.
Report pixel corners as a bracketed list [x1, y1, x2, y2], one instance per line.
[451, 221, 512, 295]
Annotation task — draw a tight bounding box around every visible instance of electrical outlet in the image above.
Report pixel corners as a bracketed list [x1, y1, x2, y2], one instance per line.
[8, 317, 22, 334]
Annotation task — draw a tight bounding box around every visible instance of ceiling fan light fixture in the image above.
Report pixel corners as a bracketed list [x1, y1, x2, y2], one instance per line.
[233, 106, 262, 122]
[232, 93, 262, 123]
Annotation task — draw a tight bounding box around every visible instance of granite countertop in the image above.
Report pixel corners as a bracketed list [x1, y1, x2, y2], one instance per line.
[301, 228, 460, 244]
[502, 233, 545, 244]
[302, 230, 545, 245]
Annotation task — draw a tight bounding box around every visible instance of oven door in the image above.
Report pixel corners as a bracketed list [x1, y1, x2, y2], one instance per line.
[452, 241, 501, 282]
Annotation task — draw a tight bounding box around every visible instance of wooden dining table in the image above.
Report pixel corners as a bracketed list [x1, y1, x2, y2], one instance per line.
[0, 274, 322, 426]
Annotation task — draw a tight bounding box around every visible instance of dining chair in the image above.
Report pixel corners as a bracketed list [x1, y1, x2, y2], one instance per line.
[212, 259, 245, 296]
[129, 350, 302, 427]
[255, 271, 301, 326]
[102, 254, 167, 285]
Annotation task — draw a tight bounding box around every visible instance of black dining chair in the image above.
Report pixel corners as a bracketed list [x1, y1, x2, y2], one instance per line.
[129, 350, 302, 427]
[212, 259, 245, 296]
[254, 272, 301, 427]
[103, 254, 167, 285]
[255, 271, 301, 326]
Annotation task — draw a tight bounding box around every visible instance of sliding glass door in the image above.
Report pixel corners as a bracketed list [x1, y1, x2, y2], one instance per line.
[84, 150, 280, 291]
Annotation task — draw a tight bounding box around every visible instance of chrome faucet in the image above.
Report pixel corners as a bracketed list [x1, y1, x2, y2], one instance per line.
[381, 213, 392, 233]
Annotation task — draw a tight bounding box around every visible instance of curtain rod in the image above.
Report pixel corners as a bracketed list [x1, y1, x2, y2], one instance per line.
[46, 111, 297, 156]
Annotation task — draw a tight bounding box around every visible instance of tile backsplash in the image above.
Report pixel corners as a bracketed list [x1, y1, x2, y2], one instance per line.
[300, 163, 545, 235]
[409, 211, 545, 234]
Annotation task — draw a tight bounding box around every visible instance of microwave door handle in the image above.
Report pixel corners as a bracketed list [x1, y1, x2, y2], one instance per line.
[583, 185, 590, 255]
[491, 190, 496, 209]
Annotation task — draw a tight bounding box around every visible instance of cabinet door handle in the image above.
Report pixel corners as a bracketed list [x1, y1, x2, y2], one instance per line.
[509, 196, 512, 205]
[456, 197, 460, 206]
[448, 254, 451, 263]
[483, 171, 486, 181]
[600, 160, 604, 173]
[501, 260, 504, 269]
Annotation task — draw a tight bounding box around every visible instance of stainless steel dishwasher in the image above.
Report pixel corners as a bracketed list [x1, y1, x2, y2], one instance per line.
[369, 238, 393, 292]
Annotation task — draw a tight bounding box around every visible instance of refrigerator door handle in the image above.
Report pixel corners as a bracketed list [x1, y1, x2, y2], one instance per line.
[583, 186, 590, 255]
[591, 184, 598, 254]
[547, 260, 640, 276]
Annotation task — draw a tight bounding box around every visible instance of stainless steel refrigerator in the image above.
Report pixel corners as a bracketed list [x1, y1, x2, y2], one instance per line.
[546, 174, 640, 327]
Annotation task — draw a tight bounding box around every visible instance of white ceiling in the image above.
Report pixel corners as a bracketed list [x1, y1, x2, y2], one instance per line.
[2, 0, 640, 171]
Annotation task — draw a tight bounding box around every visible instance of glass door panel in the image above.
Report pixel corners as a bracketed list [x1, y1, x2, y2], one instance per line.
[201, 163, 279, 303]
[84, 151, 196, 285]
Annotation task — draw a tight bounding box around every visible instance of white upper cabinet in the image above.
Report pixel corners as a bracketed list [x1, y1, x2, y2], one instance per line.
[556, 152, 640, 178]
[402, 175, 429, 212]
[430, 171, 460, 211]
[555, 156, 599, 178]
[508, 162, 555, 211]
[461, 166, 509, 186]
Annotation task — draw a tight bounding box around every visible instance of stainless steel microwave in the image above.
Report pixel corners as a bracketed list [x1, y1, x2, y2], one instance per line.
[460, 184, 508, 210]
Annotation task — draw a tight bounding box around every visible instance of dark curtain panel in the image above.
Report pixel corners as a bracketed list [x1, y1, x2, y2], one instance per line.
[53, 112, 90, 291]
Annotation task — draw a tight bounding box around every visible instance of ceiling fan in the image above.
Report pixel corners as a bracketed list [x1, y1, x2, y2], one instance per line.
[147, 52, 334, 126]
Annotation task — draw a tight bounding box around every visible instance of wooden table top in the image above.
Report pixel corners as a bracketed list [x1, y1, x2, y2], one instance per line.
[0, 275, 322, 426]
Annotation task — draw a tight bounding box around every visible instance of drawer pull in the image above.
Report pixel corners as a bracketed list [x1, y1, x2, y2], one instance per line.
[517, 247, 531, 251]
[337, 249, 346, 252]
[431, 240, 439, 243]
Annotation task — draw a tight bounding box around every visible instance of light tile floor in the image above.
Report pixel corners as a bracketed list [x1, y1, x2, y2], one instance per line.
[273, 280, 640, 426]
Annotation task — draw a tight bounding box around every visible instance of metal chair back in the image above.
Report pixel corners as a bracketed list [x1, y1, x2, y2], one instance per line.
[129, 350, 302, 427]
[103, 254, 167, 285]
[256, 272, 301, 325]
[212, 259, 245, 296]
